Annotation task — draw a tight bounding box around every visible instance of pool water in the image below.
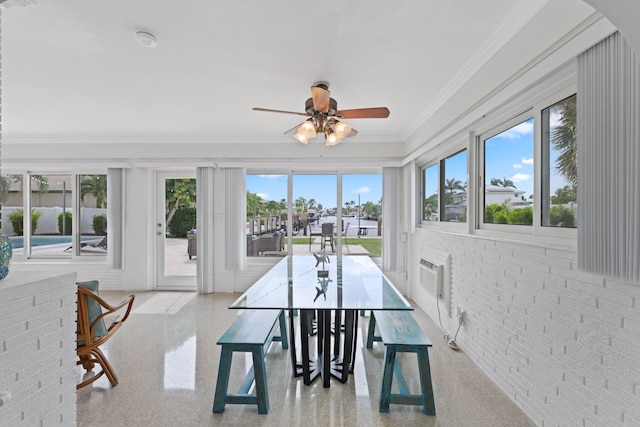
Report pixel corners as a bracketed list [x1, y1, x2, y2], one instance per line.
[8, 236, 100, 249]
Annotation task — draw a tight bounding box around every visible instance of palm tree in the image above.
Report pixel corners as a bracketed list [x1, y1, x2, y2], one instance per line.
[445, 178, 465, 193]
[308, 198, 317, 212]
[551, 95, 577, 188]
[246, 191, 263, 217]
[490, 177, 515, 188]
[80, 175, 107, 208]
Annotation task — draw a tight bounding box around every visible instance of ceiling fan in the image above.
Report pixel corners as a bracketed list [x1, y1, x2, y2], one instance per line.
[253, 82, 390, 146]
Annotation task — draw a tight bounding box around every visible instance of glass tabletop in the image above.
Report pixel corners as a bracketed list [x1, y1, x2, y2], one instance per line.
[230, 255, 413, 311]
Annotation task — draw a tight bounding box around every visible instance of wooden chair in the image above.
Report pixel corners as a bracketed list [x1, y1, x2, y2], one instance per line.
[76, 281, 135, 389]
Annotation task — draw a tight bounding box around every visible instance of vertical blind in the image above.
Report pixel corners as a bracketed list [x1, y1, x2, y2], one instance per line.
[106, 168, 123, 269]
[578, 32, 640, 283]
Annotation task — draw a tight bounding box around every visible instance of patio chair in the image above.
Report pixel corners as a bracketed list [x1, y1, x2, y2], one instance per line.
[76, 280, 135, 389]
[320, 222, 334, 252]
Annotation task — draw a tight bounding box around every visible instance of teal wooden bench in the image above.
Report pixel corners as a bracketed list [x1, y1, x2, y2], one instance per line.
[366, 310, 436, 415]
[212, 309, 288, 414]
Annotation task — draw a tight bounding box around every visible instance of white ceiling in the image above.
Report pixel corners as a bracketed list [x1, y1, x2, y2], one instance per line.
[2, 0, 596, 146]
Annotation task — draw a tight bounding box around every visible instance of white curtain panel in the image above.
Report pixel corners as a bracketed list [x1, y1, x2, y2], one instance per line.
[223, 168, 245, 271]
[578, 31, 640, 283]
[106, 168, 123, 269]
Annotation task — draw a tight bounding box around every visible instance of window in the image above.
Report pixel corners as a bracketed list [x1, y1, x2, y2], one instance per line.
[423, 164, 439, 221]
[421, 149, 467, 223]
[1, 174, 25, 254]
[79, 174, 108, 256]
[443, 150, 467, 222]
[482, 116, 534, 225]
[1, 172, 108, 258]
[342, 174, 382, 258]
[541, 95, 577, 228]
[246, 174, 288, 256]
[30, 174, 73, 256]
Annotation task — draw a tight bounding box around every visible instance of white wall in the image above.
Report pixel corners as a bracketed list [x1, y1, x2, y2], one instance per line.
[410, 227, 640, 426]
[0, 272, 77, 426]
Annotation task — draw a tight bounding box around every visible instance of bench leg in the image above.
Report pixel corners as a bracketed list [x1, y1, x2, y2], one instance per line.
[273, 310, 289, 349]
[212, 346, 233, 413]
[379, 345, 397, 413]
[417, 347, 436, 415]
[366, 312, 378, 349]
[252, 347, 269, 414]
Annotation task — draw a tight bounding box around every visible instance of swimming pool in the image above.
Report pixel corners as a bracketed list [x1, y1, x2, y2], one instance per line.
[8, 236, 100, 249]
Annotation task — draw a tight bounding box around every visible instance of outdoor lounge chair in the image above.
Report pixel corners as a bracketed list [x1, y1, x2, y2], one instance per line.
[65, 235, 107, 252]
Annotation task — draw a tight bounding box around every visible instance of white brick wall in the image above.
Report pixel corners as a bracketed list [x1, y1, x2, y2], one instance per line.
[411, 228, 640, 426]
[0, 272, 77, 426]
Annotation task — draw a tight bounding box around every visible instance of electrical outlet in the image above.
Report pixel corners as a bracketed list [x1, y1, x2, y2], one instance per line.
[456, 306, 463, 317]
[401, 271, 407, 280]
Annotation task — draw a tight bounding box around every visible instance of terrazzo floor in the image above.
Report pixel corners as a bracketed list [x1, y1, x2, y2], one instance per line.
[76, 291, 535, 427]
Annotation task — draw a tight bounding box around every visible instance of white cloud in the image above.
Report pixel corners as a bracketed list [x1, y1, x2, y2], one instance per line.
[499, 120, 533, 139]
[258, 174, 285, 179]
[510, 173, 531, 183]
[513, 163, 522, 169]
[521, 157, 533, 165]
[257, 193, 269, 200]
[357, 186, 371, 194]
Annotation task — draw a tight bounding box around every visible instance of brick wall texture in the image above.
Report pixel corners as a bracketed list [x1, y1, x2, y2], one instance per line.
[412, 228, 640, 426]
[0, 274, 77, 426]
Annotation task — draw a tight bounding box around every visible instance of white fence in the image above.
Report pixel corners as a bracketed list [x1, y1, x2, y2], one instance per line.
[0, 206, 107, 236]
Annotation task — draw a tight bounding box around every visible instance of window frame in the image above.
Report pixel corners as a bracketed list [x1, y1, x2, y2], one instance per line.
[475, 88, 577, 242]
[418, 137, 469, 232]
[3, 170, 109, 261]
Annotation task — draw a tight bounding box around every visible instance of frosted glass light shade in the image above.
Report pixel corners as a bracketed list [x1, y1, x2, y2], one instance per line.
[298, 121, 317, 138]
[294, 133, 308, 144]
[325, 133, 339, 146]
[334, 121, 352, 139]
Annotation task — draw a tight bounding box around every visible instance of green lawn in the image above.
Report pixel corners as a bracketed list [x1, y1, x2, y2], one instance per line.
[292, 237, 382, 257]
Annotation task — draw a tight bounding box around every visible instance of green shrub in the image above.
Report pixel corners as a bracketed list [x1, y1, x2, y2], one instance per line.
[549, 205, 576, 227]
[58, 211, 72, 235]
[507, 206, 533, 225]
[168, 206, 196, 237]
[92, 214, 107, 235]
[485, 203, 508, 224]
[7, 209, 41, 236]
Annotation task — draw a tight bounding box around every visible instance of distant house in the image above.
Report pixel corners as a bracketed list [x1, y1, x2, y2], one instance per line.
[443, 185, 532, 222]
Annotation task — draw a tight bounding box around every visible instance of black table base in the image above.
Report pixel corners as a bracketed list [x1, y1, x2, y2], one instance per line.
[288, 309, 359, 387]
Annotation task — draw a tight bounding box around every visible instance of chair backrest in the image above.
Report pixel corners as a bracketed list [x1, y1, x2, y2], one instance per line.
[77, 281, 135, 349]
[321, 222, 334, 235]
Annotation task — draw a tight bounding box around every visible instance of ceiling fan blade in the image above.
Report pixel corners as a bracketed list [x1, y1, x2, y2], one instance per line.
[311, 85, 330, 112]
[253, 107, 309, 117]
[335, 107, 390, 119]
[284, 123, 304, 135]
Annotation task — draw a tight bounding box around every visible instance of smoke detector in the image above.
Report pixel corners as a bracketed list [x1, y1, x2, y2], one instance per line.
[135, 31, 158, 48]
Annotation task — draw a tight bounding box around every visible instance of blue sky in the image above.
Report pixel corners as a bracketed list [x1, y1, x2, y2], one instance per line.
[247, 174, 382, 210]
[425, 112, 570, 200]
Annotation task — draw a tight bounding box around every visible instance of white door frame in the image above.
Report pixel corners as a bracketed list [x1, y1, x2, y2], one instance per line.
[153, 170, 197, 290]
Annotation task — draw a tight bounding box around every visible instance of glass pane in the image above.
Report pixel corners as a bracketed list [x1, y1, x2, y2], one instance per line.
[293, 174, 336, 255]
[342, 174, 382, 261]
[1, 174, 25, 255]
[483, 118, 534, 225]
[165, 178, 196, 276]
[423, 164, 439, 221]
[30, 174, 73, 256]
[79, 174, 108, 256]
[246, 174, 288, 257]
[542, 95, 577, 228]
[443, 150, 467, 222]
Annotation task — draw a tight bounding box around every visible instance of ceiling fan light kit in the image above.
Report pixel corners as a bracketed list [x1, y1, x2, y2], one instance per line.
[253, 82, 389, 146]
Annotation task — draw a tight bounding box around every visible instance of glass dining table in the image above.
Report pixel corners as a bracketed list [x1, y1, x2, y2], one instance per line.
[229, 255, 413, 388]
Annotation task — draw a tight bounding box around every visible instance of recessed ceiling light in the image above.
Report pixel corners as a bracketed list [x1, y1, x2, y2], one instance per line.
[135, 31, 158, 48]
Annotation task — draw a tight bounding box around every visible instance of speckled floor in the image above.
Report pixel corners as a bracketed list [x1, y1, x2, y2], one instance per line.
[76, 291, 535, 427]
